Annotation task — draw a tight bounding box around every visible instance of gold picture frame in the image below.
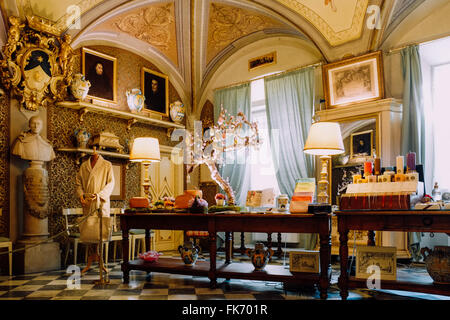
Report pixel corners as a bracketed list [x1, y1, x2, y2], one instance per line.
[350, 129, 374, 161]
[141, 67, 169, 117]
[248, 51, 277, 71]
[356, 246, 397, 281]
[111, 161, 126, 201]
[81, 47, 117, 104]
[289, 250, 320, 273]
[322, 51, 384, 109]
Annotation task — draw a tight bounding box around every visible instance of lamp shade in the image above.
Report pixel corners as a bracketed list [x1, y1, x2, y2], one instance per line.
[129, 137, 161, 162]
[303, 122, 344, 156]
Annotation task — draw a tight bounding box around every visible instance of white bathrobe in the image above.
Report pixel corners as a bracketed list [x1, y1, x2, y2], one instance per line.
[76, 155, 115, 217]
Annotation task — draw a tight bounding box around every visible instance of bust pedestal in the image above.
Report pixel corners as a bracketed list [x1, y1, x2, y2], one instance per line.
[14, 160, 60, 274]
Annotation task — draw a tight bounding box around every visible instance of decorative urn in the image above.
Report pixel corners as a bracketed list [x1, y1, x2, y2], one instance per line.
[70, 73, 91, 101]
[74, 128, 91, 149]
[245, 242, 273, 271]
[169, 100, 185, 124]
[126, 88, 145, 113]
[178, 241, 200, 266]
[421, 246, 450, 284]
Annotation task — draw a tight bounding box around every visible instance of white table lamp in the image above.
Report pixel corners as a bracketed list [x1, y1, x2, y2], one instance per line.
[303, 122, 344, 204]
[129, 137, 161, 202]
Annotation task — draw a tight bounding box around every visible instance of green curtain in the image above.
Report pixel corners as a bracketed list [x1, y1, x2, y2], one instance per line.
[401, 45, 424, 261]
[264, 67, 316, 250]
[213, 83, 251, 207]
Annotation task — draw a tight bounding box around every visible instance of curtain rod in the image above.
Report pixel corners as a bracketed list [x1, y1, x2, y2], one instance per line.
[386, 34, 450, 55]
[213, 61, 324, 92]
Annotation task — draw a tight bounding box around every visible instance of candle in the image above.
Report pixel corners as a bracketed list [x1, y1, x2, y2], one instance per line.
[364, 161, 373, 176]
[407, 152, 416, 172]
[396, 156, 404, 174]
[352, 174, 362, 184]
[374, 157, 381, 175]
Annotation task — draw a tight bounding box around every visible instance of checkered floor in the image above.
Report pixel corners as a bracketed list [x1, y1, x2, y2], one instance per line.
[0, 251, 448, 300]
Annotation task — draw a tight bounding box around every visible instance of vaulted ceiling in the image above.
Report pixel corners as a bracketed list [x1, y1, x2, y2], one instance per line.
[0, 0, 431, 113]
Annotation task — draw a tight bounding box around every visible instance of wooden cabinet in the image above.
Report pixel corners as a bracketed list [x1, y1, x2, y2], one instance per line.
[140, 145, 184, 251]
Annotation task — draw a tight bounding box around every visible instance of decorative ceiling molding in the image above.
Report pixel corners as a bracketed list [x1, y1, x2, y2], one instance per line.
[96, 3, 178, 66]
[382, 0, 425, 45]
[274, 0, 369, 46]
[15, 0, 106, 34]
[206, 2, 288, 64]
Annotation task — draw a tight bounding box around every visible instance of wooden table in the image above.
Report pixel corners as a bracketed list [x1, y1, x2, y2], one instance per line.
[336, 210, 450, 300]
[120, 212, 332, 299]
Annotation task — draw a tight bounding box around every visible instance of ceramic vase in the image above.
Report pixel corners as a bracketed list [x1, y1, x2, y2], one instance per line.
[70, 73, 91, 101]
[421, 246, 450, 284]
[246, 242, 273, 271]
[74, 129, 91, 149]
[276, 194, 289, 212]
[169, 100, 185, 124]
[126, 88, 145, 113]
[178, 241, 200, 266]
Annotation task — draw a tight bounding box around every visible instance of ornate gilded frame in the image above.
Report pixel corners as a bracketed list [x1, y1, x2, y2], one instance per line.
[322, 51, 385, 109]
[81, 47, 117, 104]
[141, 67, 169, 118]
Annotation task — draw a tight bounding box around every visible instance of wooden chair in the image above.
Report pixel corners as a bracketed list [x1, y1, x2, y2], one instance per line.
[0, 237, 12, 276]
[62, 208, 109, 266]
[110, 208, 123, 263]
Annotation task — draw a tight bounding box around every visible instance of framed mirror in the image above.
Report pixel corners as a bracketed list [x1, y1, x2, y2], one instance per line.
[329, 113, 381, 206]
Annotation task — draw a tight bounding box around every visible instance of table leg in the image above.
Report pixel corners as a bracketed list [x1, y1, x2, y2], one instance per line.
[368, 231, 375, 246]
[338, 230, 349, 300]
[121, 227, 130, 284]
[267, 233, 272, 261]
[319, 232, 331, 300]
[208, 222, 217, 288]
[276, 232, 283, 258]
[239, 232, 246, 254]
[225, 232, 232, 264]
[145, 229, 151, 252]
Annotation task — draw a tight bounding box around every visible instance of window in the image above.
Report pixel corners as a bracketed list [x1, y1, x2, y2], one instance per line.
[420, 37, 450, 191]
[249, 78, 280, 196]
[430, 63, 450, 190]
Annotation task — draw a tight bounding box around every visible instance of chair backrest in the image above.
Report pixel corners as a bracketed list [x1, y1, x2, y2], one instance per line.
[110, 208, 124, 232]
[62, 208, 83, 232]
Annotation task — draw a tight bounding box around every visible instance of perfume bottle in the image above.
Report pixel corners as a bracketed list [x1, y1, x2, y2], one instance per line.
[432, 182, 442, 201]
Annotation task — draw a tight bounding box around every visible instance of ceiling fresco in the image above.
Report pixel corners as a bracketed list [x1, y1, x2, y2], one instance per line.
[0, 0, 432, 113]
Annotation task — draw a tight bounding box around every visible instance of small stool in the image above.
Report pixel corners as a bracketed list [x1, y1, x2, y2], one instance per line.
[0, 237, 12, 276]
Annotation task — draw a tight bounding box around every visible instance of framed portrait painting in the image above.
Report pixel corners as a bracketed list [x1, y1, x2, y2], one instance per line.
[82, 47, 117, 104]
[111, 162, 125, 200]
[350, 129, 374, 160]
[141, 67, 169, 117]
[322, 51, 384, 109]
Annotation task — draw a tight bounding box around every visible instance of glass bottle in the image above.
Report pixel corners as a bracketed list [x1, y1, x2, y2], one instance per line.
[432, 182, 442, 201]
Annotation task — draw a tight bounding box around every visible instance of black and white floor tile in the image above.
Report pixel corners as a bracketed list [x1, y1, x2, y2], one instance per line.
[0, 251, 448, 300]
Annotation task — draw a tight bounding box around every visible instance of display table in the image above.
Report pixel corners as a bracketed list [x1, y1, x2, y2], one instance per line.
[120, 212, 332, 299]
[336, 210, 450, 300]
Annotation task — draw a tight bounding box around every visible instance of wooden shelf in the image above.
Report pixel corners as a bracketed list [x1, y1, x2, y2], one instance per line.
[57, 147, 129, 164]
[56, 101, 185, 132]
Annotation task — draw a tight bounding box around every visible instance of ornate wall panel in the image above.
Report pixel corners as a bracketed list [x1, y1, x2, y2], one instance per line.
[0, 95, 10, 237]
[94, 2, 178, 67]
[206, 3, 288, 64]
[47, 46, 183, 245]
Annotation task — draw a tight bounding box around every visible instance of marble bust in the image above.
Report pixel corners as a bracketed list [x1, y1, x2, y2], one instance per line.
[12, 116, 55, 162]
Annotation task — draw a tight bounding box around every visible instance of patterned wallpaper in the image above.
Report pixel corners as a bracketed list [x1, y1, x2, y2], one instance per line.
[0, 95, 10, 237]
[47, 46, 183, 245]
